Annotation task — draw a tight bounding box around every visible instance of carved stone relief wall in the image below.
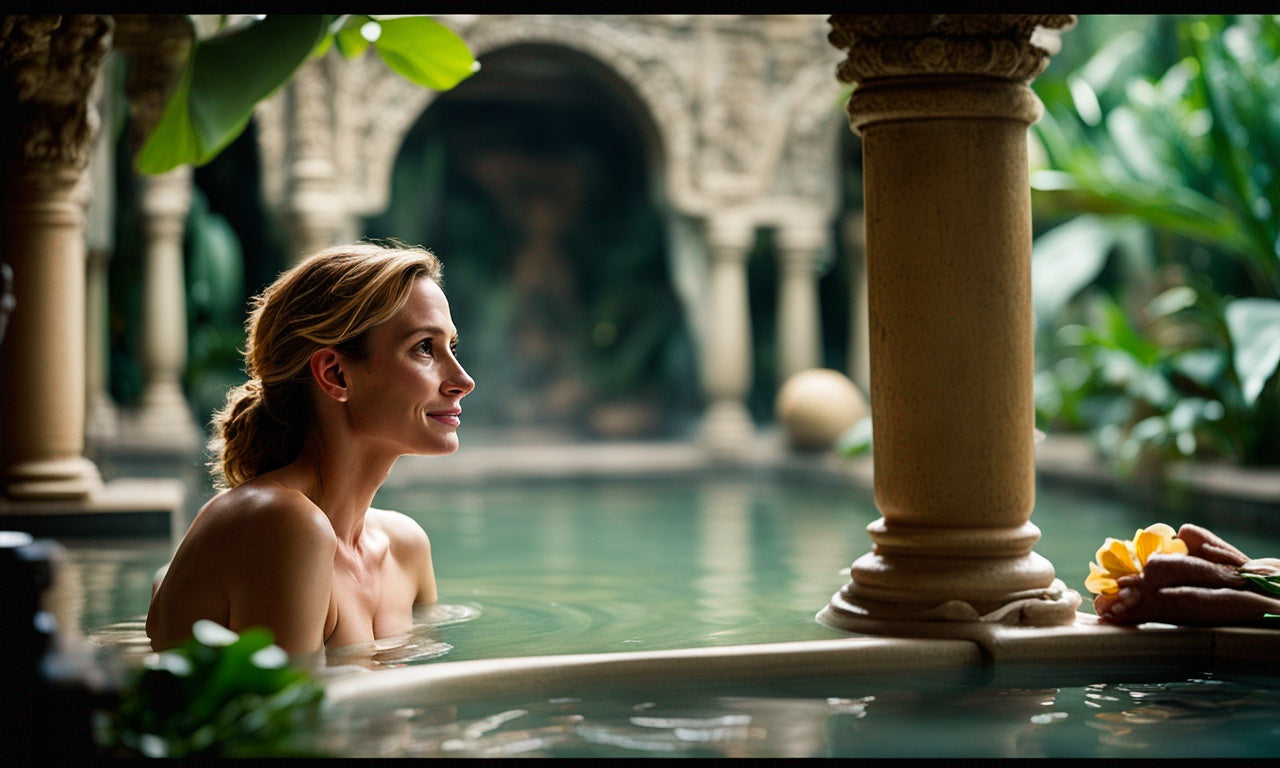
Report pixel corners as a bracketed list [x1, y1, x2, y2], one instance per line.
[255, 14, 844, 230]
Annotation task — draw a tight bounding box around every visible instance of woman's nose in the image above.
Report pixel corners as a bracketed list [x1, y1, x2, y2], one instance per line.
[444, 364, 475, 397]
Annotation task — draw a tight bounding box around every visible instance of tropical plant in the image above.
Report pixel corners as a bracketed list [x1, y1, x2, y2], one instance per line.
[134, 14, 477, 174]
[95, 621, 324, 757]
[1030, 14, 1280, 472]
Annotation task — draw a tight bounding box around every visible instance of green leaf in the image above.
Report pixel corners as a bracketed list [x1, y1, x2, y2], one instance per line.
[133, 53, 200, 175]
[334, 15, 373, 59]
[1078, 29, 1148, 97]
[1242, 572, 1280, 597]
[1031, 215, 1136, 327]
[136, 15, 333, 174]
[372, 16, 476, 91]
[836, 417, 873, 457]
[1225, 298, 1280, 408]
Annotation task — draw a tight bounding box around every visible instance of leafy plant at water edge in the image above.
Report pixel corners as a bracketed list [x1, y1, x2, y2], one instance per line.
[1030, 15, 1280, 470]
[135, 14, 476, 175]
[95, 621, 324, 757]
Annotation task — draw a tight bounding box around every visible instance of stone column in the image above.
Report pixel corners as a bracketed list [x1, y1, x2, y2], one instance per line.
[775, 217, 827, 382]
[282, 56, 349, 262]
[700, 213, 756, 457]
[84, 55, 119, 445]
[0, 15, 113, 498]
[132, 165, 200, 446]
[117, 15, 200, 450]
[819, 14, 1080, 632]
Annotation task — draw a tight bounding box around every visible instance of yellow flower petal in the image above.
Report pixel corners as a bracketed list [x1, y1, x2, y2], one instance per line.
[1134, 523, 1187, 564]
[1085, 523, 1189, 596]
[1085, 562, 1119, 595]
[1097, 538, 1139, 577]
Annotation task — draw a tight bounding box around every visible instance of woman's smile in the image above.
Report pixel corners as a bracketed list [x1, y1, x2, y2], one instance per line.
[427, 408, 461, 427]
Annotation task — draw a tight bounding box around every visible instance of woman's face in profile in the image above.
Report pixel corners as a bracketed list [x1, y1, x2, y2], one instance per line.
[342, 277, 475, 456]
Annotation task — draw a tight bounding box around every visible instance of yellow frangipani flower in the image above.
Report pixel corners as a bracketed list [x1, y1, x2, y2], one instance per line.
[1085, 523, 1189, 595]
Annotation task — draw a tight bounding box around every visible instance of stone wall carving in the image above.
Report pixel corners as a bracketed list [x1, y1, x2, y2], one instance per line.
[255, 15, 842, 230]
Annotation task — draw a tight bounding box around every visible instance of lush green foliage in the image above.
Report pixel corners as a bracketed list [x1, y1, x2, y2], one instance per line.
[96, 621, 324, 757]
[1031, 15, 1280, 472]
[135, 15, 476, 174]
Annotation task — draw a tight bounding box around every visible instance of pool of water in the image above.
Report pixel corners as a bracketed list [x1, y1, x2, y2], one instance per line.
[314, 665, 1280, 758]
[363, 475, 1280, 664]
[63, 474, 1280, 663]
[52, 473, 1280, 757]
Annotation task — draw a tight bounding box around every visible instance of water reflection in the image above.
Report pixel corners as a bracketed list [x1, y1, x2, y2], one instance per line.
[321, 693, 848, 757]
[695, 481, 753, 628]
[325, 603, 479, 670]
[85, 603, 481, 672]
[319, 673, 1280, 758]
[1078, 677, 1280, 755]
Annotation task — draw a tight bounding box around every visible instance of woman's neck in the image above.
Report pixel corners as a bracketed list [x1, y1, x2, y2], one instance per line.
[289, 440, 397, 547]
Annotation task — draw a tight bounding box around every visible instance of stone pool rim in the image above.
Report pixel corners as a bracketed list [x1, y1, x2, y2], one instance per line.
[320, 614, 1280, 712]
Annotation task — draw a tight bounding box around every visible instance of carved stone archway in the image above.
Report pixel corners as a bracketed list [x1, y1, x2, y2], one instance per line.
[255, 15, 845, 456]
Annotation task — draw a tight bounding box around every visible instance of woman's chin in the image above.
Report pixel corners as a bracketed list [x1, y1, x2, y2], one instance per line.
[418, 437, 460, 456]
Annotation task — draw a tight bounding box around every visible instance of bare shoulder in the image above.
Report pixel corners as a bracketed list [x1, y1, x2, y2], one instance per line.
[199, 481, 336, 546]
[368, 507, 429, 549]
[149, 479, 337, 651]
[369, 507, 436, 604]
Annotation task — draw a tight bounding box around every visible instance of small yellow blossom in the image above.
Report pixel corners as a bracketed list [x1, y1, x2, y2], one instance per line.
[1085, 523, 1188, 595]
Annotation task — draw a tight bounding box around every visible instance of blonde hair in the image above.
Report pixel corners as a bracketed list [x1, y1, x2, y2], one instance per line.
[209, 242, 444, 489]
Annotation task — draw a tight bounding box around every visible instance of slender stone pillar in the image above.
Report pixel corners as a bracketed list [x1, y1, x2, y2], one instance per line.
[117, 16, 200, 449]
[132, 165, 200, 447]
[700, 214, 756, 456]
[820, 14, 1080, 631]
[775, 218, 826, 382]
[282, 56, 349, 262]
[0, 15, 114, 498]
[84, 57, 119, 445]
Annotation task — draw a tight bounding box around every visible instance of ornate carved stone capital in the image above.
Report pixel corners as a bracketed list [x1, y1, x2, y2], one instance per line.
[0, 14, 113, 170]
[828, 14, 1074, 85]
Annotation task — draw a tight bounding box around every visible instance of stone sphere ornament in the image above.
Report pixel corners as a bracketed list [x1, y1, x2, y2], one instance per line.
[775, 368, 869, 451]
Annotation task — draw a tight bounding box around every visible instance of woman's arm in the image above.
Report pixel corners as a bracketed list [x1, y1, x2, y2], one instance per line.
[223, 493, 337, 654]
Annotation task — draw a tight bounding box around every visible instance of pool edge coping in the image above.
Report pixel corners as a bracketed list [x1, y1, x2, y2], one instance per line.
[319, 614, 1280, 712]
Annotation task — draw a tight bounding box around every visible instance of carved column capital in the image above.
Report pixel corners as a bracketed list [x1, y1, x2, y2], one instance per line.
[828, 14, 1074, 85]
[0, 14, 114, 170]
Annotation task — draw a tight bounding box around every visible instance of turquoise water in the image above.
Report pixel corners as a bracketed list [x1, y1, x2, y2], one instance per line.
[316, 667, 1280, 758]
[360, 476, 1280, 664]
[66, 475, 1280, 659]
[59, 473, 1280, 758]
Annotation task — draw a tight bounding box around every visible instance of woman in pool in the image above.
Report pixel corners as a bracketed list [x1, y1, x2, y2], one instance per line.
[147, 242, 474, 655]
[1095, 524, 1280, 627]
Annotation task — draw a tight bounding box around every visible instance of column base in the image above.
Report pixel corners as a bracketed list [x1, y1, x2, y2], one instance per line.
[3, 457, 103, 500]
[128, 387, 203, 452]
[0, 477, 185, 539]
[700, 399, 756, 458]
[85, 394, 120, 445]
[819, 576, 1082, 634]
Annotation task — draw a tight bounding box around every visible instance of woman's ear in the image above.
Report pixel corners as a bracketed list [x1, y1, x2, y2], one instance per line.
[309, 348, 349, 402]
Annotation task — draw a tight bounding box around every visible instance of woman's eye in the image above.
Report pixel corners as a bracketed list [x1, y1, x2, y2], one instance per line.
[417, 339, 433, 356]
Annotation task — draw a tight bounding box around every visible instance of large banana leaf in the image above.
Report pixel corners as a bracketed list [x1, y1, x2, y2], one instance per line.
[135, 15, 332, 174]
[135, 15, 476, 175]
